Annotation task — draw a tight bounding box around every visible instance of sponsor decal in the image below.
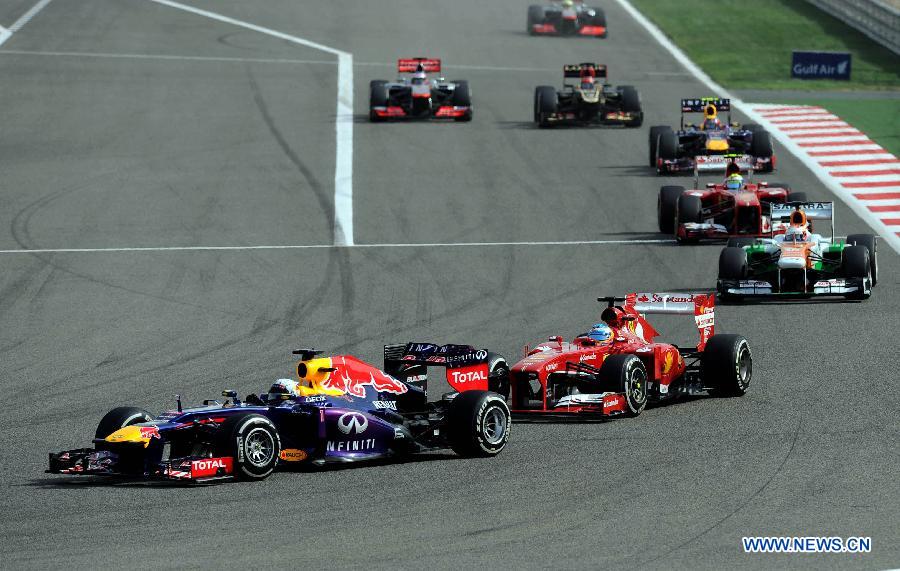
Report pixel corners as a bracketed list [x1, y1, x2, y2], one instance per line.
[190, 457, 233, 478]
[446, 363, 490, 391]
[139, 426, 161, 440]
[394, 427, 406, 439]
[319, 356, 409, 397]
[603, 396, 620, 409]
[579, 354, 598, 362]
[791, 51, 851, 80]
[326, 439, 376, 452]
[405, 374, 427, 383]
[337, 412, 369, 435]
[546, 363, 559, 372]
[409, 343, 440, 354]
[279, 449, 308, 462]
[373, 400, 397, 410]
[304, 396, 326, 403]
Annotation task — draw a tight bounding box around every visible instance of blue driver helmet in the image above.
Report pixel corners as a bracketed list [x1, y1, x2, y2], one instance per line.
[725, 173, 743, 191]
[587, 322, 613, 342]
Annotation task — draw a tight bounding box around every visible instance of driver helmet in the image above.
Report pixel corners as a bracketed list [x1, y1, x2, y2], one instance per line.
[587, 322, 613, 342]
[784, 225, 808, 242]
[268, 378, 300, 400]
[725, 173, 743, 191]
[561, 0, 574, 7]
[580, 67, 596, 89]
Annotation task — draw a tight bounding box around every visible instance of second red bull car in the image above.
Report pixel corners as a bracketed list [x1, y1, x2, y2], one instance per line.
[505, 293, 751, 419]
[48, 344, 511, 484]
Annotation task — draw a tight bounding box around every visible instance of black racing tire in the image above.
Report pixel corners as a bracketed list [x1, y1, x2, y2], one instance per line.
[535, 85, 558, 128]
[486, 354, 510, 400]
[725, 237, 756, 248]
[598, 354, 648, 417]
[719, 247, 748, 280]
[702, 334, 752, 397]
[786, 191, 807, 203]
[658, 185, 684, 234]
[841, 246, 872, 299]
[95, 406, 154, 439]
[216, 414, 281, 480]
[593, 8, 607, 32]
[369, 80, 389, 122]
[658, 129, 679, 161]
[619, 85, 643, 127]
[446, 391, 511, 457]
[676, 195, 702, 243]
[751, 129, 773, 158]
[846, 234, 877, 286]
[527, 5, 544, 34]
[649, 126, 672, 167]
[451, 81, 472, 108]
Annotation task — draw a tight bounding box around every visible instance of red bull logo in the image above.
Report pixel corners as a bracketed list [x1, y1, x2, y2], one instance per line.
[139, 426, 160, 440]
[319, 356, 409, 397]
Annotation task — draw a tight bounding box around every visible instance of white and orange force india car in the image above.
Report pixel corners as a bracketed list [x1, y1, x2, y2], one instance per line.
[369, 58, 472, 122]
[717, 202, 878, 300]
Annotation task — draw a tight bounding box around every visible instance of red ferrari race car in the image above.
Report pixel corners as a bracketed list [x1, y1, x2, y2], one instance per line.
[369, 58, 472, 122]
[527, 0, 607, 38]
[659, 158, 808, 244]
[506, 293, 751, 419]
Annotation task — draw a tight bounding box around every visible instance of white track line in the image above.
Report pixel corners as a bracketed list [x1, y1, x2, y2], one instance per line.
[0, 0, 54, 47]
[146, 0, 354, 246]
[0, 238, 675, 255]
[615, 0, 900, 254]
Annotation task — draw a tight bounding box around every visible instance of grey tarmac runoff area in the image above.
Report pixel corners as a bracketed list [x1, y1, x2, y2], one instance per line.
[1, 1, 898, 569]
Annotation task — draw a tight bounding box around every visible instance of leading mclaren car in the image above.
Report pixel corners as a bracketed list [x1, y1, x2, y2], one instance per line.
[369, 58, 472, 122]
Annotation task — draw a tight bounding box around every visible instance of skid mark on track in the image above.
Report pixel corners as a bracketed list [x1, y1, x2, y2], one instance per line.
[638, 417, 802, 567]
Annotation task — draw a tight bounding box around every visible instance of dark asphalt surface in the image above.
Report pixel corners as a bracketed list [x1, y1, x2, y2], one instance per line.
[1, 1, 898, 569]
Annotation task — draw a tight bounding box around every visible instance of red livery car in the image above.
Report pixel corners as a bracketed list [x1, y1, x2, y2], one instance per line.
[659, 158, 808, 244]
[507, 293, 751, 419]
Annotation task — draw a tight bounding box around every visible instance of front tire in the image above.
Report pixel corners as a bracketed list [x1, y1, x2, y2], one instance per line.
[846, 234, 877, 286]
[217, 414, 281, 480]
[619, 85, 642, 127]
[598, 354, 648, 417]
[842, 245, 872, 300]
[702, 334, 752, 397]
[658, 185, 684, 234]
[446, 391, 511, 457]
[369, 80, 388, 122]
[95, 406, 154, 439]
[451, 81, 473, 122]
[676, 194, 702, 243]
[535, 85, 557, 128]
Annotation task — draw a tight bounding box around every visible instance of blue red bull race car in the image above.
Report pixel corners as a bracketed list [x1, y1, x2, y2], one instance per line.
[48, 344, 511, 483]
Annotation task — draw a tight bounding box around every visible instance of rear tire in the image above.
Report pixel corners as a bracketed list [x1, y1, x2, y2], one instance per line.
[598, 354, 648, 417]
[846, 234, 877, 286]
[718, 247, 748, 280]
[649, 126, 672, 167]
[751, 130, 773, 158]
[216, 414, 281, 480]
[658, 185, 684, 234]
[95, 406, 154, 439]
[702, 334, 752, 397]
[446, 391, 511, 457]
[619, 85, 642, 127]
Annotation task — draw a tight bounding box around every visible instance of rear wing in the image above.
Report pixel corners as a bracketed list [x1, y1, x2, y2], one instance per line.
[384, 342, 490, 393]
[398, 58, 441, 73]
[626, 292, 715, 351]
[770, 201, 835, 239]
[681, 97, 731, 129]
[563, 63, 608, 84]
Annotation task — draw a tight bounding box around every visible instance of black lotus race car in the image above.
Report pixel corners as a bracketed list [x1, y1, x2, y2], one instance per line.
[649, 98, 775, 174]
[369, 58, 472, 122]
[528, 1, 607, 37]
[48, 344, 511, 483]
[534, 63, 642, 128]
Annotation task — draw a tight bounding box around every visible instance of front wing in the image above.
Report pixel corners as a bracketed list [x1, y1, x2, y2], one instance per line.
[676, 222, 770, 242]
[658, 153, 774, 174]
[48, 447, 236, 484]
[717, 277, 871, 298]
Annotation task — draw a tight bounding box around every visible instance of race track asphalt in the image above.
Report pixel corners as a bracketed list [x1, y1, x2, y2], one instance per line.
[1, 1, 897, 569]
